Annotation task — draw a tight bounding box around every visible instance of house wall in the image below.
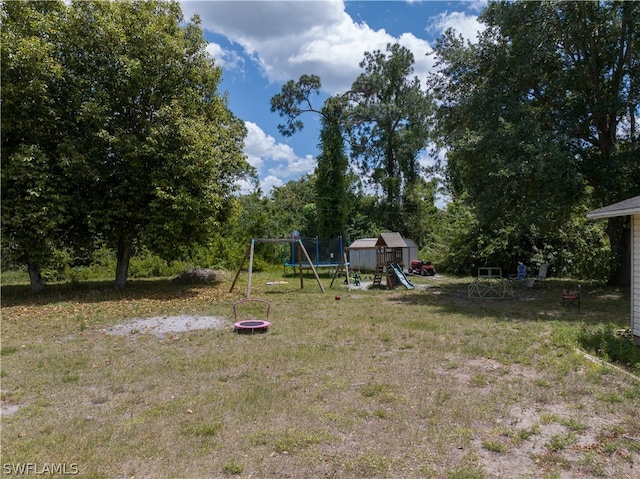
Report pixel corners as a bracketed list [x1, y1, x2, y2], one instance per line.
[633, 214, 640, 343]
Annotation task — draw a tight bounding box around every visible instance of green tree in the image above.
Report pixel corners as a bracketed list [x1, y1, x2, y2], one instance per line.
[432, 0, 639, 282]
[1, 0, 68, 290]
[345, 191, 384, 241]
[1, 146, 66, 290]
[70, 1, 249, 288]
[426, 194, 478, 275]
[271, 75, 352, 239]
[315, 97, 351, 239]
[221, 176, 325, 269]
[401, 177, 439, 248]
[347, 43, 434, 232]
[272, 45, 436, 240]
[271, 74, 323, 137]
[268, 175, 317, 238]
[2, 1, 251, 289]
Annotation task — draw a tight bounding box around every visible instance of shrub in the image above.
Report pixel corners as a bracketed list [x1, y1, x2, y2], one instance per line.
[172, 269, 226, 284]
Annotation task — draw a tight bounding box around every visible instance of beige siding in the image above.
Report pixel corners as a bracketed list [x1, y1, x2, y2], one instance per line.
[634, 214, 640, 339]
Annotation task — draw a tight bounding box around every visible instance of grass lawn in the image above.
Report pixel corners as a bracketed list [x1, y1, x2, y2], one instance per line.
[1, 271, 639, 478]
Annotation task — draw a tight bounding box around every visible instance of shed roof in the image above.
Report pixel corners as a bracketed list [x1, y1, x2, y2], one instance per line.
[404, 238, 418, 248]
[587, 195, 640, 219]
[346, 238, 377, 250]
[347, 236, 418, 250]
[376, 232, 407, 248]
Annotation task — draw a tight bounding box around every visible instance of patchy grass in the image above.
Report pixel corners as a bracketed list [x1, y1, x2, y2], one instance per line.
[577, 324, 640, 372]
[1, 273, 639, 478]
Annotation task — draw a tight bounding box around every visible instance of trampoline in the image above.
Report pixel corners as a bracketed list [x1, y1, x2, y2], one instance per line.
[234, 319, 270, 333]
[284, 236, 345, 270]
[233, 299, 271, 334]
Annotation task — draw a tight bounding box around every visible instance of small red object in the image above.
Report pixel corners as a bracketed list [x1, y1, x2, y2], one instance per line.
[335, 295, 340, 300]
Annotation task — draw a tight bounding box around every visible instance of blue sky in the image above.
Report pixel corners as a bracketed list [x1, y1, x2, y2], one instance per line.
[179, 1, 486, 195]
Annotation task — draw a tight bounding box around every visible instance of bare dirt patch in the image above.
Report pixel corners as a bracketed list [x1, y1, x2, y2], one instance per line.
[105, 315, 228, 338]
[0, 399, 24, 417]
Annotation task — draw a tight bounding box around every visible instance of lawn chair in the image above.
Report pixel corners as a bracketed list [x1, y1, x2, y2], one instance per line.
[562, 285, 581, 310]
[509, 263, 527, 281]
[536, 264, 549, 282]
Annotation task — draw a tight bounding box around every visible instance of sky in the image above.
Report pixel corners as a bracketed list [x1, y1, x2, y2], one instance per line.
[179, 0, 487, 196]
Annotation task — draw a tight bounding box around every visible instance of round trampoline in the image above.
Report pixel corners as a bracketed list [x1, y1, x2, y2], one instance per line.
[234, 320, 270, 334]
[233, 299, 271, 334]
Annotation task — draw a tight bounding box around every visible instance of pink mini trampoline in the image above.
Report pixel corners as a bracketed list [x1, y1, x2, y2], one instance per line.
[233, 299, 271, 334]
[234, 319, 270, 333]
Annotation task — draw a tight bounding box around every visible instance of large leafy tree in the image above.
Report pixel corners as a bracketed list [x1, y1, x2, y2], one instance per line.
[401, 177, 440, 249]
[272, 44, 435, 238]
[268, 175, 318, 238]
[314, 97, 351, 239]
[2, 0, 251, 289]
[347, 43, 434, 233]
[271, 75, 352, 239]
[1, 0, 69, 290]
[432, 0, 639, 283]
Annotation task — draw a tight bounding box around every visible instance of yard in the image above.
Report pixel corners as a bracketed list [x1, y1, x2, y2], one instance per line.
[1, 272, 639, 478]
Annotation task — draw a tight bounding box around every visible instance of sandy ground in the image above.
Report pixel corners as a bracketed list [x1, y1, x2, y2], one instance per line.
[105, 315, 229, 338]
[0, 315, 231, 418]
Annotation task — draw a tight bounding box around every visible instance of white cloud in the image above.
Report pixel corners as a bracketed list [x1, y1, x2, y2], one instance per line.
[181, 0, 435, 94]
[468, 0, 489, 14]
[184, 0, 344, 41]
[180, 0, 486, 196]
[235, 178, 256, 196]
[206, 42, 244, 71]
[417, 148, 437, 171]
[234, 175, 284, 197]
[182, 1, 487, 92]
[244, 121, 293, 168]
[426, 11, 485, 43]
[242, 121, 316, 194]
[261, 175, 285, 196]
[268, 154, 316, 178]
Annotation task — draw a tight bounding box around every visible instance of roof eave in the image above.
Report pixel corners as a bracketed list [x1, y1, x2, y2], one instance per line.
[587, 207, 640, 220]
[586, 195, 640, 219]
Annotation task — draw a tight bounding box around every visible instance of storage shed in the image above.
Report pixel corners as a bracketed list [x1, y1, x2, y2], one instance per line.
[587, 195, 640, 345]
[400, 238, 419, 268]
[346, 238, 378, 272]
[347, 234, 418, 273]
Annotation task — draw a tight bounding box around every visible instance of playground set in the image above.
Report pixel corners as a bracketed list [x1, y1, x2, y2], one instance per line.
[229, 237, 325, 298]
[284, 235, 346, 272]
[230, 233, 418, 297]
[229, 233, 419, 335]
[332, 233, 415, 290]
[370, 233, 414, 289]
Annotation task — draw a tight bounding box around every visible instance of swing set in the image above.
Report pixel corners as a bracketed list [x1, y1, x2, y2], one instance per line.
[229, 238, 325, 298]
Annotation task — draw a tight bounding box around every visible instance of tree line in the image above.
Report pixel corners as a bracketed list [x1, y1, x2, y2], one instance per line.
[270, 0, 639, 285]
[2, 0, 252, 290]
[2, 0, 639, 291]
